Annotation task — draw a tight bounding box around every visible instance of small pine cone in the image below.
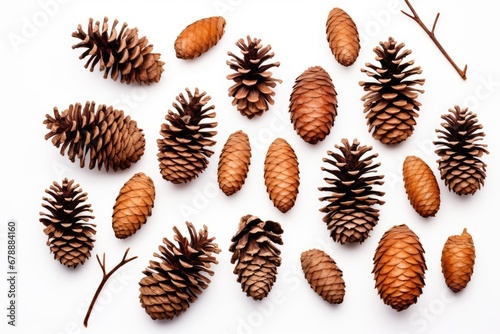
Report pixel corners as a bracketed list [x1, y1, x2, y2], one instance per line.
[227, 36, 283, 119]
[373, 224, 426, 311]
[229, 215, 283, 300]
[43, 101, 145, 171]
[434, 106, 489, 196]
[319, 138, 385, 244]
[403, 156, 440, 218]
[441, 228, 475, 293]
[264, 138, 300, 213]
[359, 37, 425, 145]
[139, 222, 220, 320]
[300, 249, 345, 304]
[39, 178, 96, 268]
[157, 88, 217, 184]
[289, 66, 338, 144]
[72, 17, 164, 85]
[174, 16, 226, 60]
[217, 130, 252, 196]
[326, 7, 360, 67]
[112, 172, 156, 239]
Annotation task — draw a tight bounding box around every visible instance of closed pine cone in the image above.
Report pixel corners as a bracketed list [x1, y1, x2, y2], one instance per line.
[301, 248, 345, 304]
[112, 172, 155, 239]
[174, 16, 226, 60]
[441, 228, 475, 293]
[264, 138, 300, 213]
[326, 7, 360, 66]
[403, 156, 440, 218]
[289, 66, 338, 144]
[217, 130, 252, 196]
[373, 224, 426, 311]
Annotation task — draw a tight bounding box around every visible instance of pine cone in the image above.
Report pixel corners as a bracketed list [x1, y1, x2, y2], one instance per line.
[326, 7, 360, 67]
[289, 66, 338, 144]
[175, 16, 226, 60]
[434, 106, 489, 196]
[441, 228, 475, 293]
[227, 36, 283, 119]
[72, 17, 164, 85]
[359, 37, 425, 144]
[300, 248, 345, 304]
[138, 222, 220, 320]
[39, 178, 96, 268]
[229, 215, 283, 300]
[112, 172, 155, 239]
[403, 155, 440, 218]
[157, 88, 217, 184]
[373, 224, 426, 311]
[319, 138, 385, 244]
[217, 130, 252, 196]
[264, 138, 300, 213]
[43, 101, 145, 171]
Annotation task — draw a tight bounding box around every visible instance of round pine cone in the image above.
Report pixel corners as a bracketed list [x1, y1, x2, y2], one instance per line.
[174, 16, 226, 60]
[441, 228, 475, 293]
[326, 7, 360, 66]
[403, 156, 440, 218]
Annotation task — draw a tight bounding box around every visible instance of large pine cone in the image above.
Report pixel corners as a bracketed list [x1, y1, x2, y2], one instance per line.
[326, 7, 360, 67]
[138, 222, 220, 320]
[441, 228, 475, 293]
[175, 16, 226, 59]
[359, 37, 425, 144]
[319, 138, 385, 244]
[39, 178, 96, 268]
[289, 66, 338, 144]
[43, 101, 145, 171]
[157, 88, 217, 184]
[229, 215, 283, 300]
[373, 224, 426, 311]
[72, 17, 164, 85]
[403, 156, 440, 218]
[227, 36, 282, 119]
[434, 106, 489, 195]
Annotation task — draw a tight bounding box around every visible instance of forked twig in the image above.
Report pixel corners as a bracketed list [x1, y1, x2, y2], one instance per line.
[401, 0, 468, 80]
[83, 247, 138, 327]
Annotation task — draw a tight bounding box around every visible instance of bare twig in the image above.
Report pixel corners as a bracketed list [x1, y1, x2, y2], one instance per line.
[401, 0, 468, 80]
[83, 247, 138, 327]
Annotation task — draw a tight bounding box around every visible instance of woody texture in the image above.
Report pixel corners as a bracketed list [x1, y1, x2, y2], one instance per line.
[112, 172, 156, 239]
[72, 17, 164, 85]
[43, 101, 145, 171]
[326, 7, 360, 67]
[289, 66, 338, 144]
[229, 215, 283, 300]
[441, 228, 475, 293]
[174, 16, 226, 60]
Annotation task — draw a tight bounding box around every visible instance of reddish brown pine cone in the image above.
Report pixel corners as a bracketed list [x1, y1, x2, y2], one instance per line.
[441, 228, 475, 293]
[301, 249, 345, 304]
[289, 66, 338, 144]
[175, 16, 226, 60]
[403, 156, 440, 218]
[326, 7, 360, 66]
[373, 224, 426, 311]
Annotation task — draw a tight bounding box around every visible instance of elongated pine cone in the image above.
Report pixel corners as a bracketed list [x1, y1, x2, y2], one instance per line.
[301, 249, 345, 304]
[403, 156, 440, 218]
[319, 138, 385, 244]
[326, 7, 360, 67]
[39, 178, 96, 268]
[43, 101, 145, 171]
[227, 36, 283, 119]
[112, 172, 155, 239]
[441, 228, 475, 293]
[289, 66, 338, 144]
[157, 88, 217, 184]
[174, 16, 226, 60]
[264, 138, 300, 213]
[139, 222, 220, 320]
[72, 17, 164, 85]
[434, 106, 489, 195]
[373, 224, 426, 311]
[359, 37, 425, 144]
[229, 215, 283, 300]
[217, 130, 252, 196]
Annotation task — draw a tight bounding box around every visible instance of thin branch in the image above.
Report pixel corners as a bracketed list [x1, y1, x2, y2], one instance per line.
[83, 247, 138, 328]
[401, 0, 468, 80]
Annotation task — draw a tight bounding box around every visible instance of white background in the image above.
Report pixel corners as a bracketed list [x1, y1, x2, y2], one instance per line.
[1, 0, 499, 333]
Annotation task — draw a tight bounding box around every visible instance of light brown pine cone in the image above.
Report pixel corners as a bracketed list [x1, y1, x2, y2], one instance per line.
[174, 16, 226, 60]
[403, 156, 440, 218]
[441, 228, 475, 293]
[326, 7, 360, 66]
